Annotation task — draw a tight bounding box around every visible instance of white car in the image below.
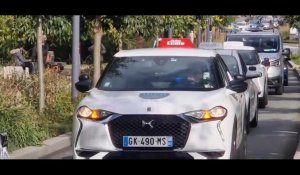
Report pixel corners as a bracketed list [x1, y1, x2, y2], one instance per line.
[72, 48, 248, 159]
[199, 42, 261, 134]
[0, 133, 9, 159]
[224, 42, 268, 108]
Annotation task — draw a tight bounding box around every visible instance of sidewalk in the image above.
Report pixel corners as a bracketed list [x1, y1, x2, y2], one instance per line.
[288, 60, 300, 159]
[10, 132, 72, 159]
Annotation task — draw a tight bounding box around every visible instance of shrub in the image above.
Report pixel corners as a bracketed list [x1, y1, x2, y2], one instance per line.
[0, 69, 75, 151]
[279, 25, 290, 40]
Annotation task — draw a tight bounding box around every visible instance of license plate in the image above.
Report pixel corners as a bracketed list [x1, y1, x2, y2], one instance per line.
[123, 136, 173, 147]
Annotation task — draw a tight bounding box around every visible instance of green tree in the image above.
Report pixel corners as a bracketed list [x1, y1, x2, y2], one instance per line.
[0, 15, 72, 63]
[285, 16, 300, 55]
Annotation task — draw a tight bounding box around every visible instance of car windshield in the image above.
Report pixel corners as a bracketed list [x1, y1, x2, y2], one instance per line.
[227, 35, 279, 53]
[250, 20, 259, 24]
[98, 56, 221, 91]
[238, 50, 260, 65]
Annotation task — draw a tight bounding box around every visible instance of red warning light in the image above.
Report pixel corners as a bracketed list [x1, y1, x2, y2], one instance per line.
[158, 38, 194, 48]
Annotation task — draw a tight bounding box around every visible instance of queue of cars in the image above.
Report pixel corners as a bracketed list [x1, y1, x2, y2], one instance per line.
[232, 16, 281, 32]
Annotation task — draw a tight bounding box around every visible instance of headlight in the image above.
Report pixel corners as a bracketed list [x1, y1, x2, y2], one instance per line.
[77, 106, 113, 121]
[184, 106, 227, 121]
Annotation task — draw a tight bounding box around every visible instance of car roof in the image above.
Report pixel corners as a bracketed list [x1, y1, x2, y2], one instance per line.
[227, 31, 279, 36]
[224, 45, 255, 51]
[114, 48, 217, 58]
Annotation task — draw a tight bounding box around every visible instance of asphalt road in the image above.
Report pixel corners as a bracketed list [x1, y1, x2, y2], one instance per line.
[43, 66, 300, 159]
[247, 66, 300, 159]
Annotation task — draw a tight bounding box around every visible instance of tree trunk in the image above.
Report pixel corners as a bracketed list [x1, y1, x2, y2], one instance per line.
[118, 33, 123, 51]
[298, 29, 300, 55]
[93, 22, 103, 87]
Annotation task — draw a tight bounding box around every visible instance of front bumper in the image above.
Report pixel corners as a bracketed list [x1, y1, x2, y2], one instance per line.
[73, 114, 234, 159]
[267, 76, 282, 88]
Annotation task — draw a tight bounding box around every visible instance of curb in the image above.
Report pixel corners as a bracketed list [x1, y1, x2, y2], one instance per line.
[9, 132, 72, 159]
[288, 60, 300, 159]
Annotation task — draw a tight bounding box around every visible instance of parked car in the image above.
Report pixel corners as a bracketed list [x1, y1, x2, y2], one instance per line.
[248, 19, 264, 31]
[0, 133, 9, 159]
[226, 31, 289, 94]
[223, 41, 269, 108]
[73, 48, 248, 159]
[199, 42, 261, 134]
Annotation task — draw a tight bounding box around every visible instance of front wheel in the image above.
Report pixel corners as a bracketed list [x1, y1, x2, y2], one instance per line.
[275, 83, 284, 95]
[259, 81, 268, 108]
[250, 106, 258, 128]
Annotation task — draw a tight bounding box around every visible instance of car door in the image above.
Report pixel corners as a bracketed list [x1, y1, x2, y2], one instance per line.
[215, 55, 245, 147]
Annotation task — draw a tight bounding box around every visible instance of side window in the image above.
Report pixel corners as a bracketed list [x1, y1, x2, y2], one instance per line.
[255, 51, 261, 63]
[215, 55, 231, 86]
[238, 53, 248, 76]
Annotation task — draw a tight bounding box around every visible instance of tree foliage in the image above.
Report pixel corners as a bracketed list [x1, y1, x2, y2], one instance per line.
[285, 15, 300, 29]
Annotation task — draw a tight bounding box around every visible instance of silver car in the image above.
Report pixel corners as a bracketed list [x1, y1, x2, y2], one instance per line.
[227, 31, 290, 95]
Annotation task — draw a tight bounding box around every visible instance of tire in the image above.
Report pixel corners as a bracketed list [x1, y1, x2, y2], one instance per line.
[239, 121, 247, 159]
[284, 79, 288, 86]
[230, 119, 238, 159]
[259, 83, 268, 108]
[284, 74, 288, 86]
[245, 104, 250, 134]
[250, 106, 258, 128]
[275, 84, 284, 95]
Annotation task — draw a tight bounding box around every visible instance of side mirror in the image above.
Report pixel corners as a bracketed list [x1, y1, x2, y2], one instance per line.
[75, 74, 92, 93]
[261, 58, 270, 67]
[228, 79, 248, 93]
[0, 132, 8, 148]
[246, 71, 262, 79]
[282, 48, 291, 60]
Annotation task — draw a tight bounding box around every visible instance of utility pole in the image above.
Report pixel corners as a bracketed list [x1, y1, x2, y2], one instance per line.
[208, 16, 213, 42]
[37, 16, 45, 113]
[71, 15, 80, 103]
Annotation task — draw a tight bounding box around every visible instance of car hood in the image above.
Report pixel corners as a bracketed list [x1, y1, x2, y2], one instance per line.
[78, 88, 228, 115]
[258, 52, 281, 61]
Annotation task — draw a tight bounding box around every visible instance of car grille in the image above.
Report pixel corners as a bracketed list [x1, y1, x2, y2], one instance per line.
[108, 115, 191, 150]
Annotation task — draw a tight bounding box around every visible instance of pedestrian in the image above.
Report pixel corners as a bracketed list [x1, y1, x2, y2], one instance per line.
[189, 30, 196, 43]
[31, 34, 49, 66]
[88, 43, 107, 62]
[10, 42, 34, 74]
